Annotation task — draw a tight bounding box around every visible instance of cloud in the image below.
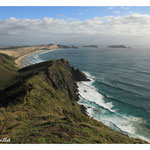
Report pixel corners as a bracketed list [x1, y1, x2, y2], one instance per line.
[108, 7, 114, 10]
[58, 14, 65, 17]
[78, 12, 83, 16]
[120, 6, 130, 10]
[0, 13, 150, 46]
[113, 11, 120, 14]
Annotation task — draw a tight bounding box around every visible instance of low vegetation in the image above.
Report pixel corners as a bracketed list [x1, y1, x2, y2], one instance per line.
[0, 53, 18, 90]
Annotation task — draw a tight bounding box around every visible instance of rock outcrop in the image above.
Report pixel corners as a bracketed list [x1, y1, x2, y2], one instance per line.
[72, 68, 90, 82]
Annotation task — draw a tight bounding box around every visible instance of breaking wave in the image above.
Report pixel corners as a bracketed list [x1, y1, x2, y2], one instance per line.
[77, 72, 150, 142]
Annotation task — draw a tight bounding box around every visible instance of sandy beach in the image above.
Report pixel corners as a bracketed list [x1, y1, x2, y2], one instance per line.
[0, 44, 60, 68]
[15, 50, 44, 68]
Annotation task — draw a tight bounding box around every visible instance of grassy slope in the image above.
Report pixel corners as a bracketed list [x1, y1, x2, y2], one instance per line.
[0, 53, 18, 90]
[0, 55, 147, 143]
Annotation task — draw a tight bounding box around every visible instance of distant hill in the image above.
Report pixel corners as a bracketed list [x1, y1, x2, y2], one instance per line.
[0, 54, 146, 144]
[0, 44, 78, 51]
[0, 44, 78, 65]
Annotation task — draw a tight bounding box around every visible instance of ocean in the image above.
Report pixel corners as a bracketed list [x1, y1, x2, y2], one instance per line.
[23, 47, 150, 142]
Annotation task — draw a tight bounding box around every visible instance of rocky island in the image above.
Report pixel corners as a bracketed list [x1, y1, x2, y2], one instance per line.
[108, 45, 128, 48]
[82, 45, 98, 48]
[0, 53, 146, 144]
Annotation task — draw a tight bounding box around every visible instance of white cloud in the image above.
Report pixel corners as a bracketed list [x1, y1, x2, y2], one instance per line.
[78, 12, 83, 16]
[58, 14, 65, 17]
[0, 13, 150, 46]
[120, 6, 130, 10]
[113, 11, 120, 14]
[108, 7, 114, 10]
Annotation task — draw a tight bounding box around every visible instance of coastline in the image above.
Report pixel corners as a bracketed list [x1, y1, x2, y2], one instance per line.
[0, 56, 146, 143]
[4, 46, 148, 143]
[0, 47, 148, 143]
[15, 50, 44, 68]
[0, 44, 60, 69]
[17, 49, 147, 143]
[18, 48, 62, 68]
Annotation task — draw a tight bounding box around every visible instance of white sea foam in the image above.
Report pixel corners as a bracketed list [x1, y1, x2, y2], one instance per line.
[77, 82, 115, 113]
[77, 71, 150, 143]
[78, 71, 115, 112]
[23, 53, 43, 67]
[23, 49, 61, 67]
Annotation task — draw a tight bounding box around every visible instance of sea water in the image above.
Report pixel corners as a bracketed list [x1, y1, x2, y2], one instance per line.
[23, 47, 150, 142]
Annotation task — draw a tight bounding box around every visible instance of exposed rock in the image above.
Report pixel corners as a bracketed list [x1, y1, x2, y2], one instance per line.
[71, 68, 90, 81]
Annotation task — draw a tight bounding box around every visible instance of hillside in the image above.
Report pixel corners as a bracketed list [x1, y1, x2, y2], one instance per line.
[0, 53, 18, 90]
[0, 54, 147, 143]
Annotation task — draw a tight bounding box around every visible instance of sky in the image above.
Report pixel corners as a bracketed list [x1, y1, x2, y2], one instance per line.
[0, 6, 150, 46]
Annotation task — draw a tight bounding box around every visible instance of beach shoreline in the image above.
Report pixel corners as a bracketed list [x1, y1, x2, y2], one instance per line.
[15, 50, 45, 68]
[17, 48, 62, 68]
[0, 44, 61, 68]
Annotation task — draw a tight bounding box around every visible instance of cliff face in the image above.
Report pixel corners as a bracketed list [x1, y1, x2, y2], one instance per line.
[0, 57, 147, 144]
[0, 59, 87, 107]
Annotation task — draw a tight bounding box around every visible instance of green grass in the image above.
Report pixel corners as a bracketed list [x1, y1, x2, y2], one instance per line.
[0, 55, 147, 144]
[0, 53, 18, 90]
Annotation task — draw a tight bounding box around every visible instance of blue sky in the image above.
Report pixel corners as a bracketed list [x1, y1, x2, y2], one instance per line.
[0, 6, 150, 20]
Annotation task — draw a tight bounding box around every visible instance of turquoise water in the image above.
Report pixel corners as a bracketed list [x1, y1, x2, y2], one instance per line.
[24, 47, 150, 142]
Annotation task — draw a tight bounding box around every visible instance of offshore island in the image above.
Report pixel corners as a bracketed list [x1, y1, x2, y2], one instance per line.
[0, 44, 146, 143]
[108, 45, 128, 48]
[82, 45, 98, 48]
